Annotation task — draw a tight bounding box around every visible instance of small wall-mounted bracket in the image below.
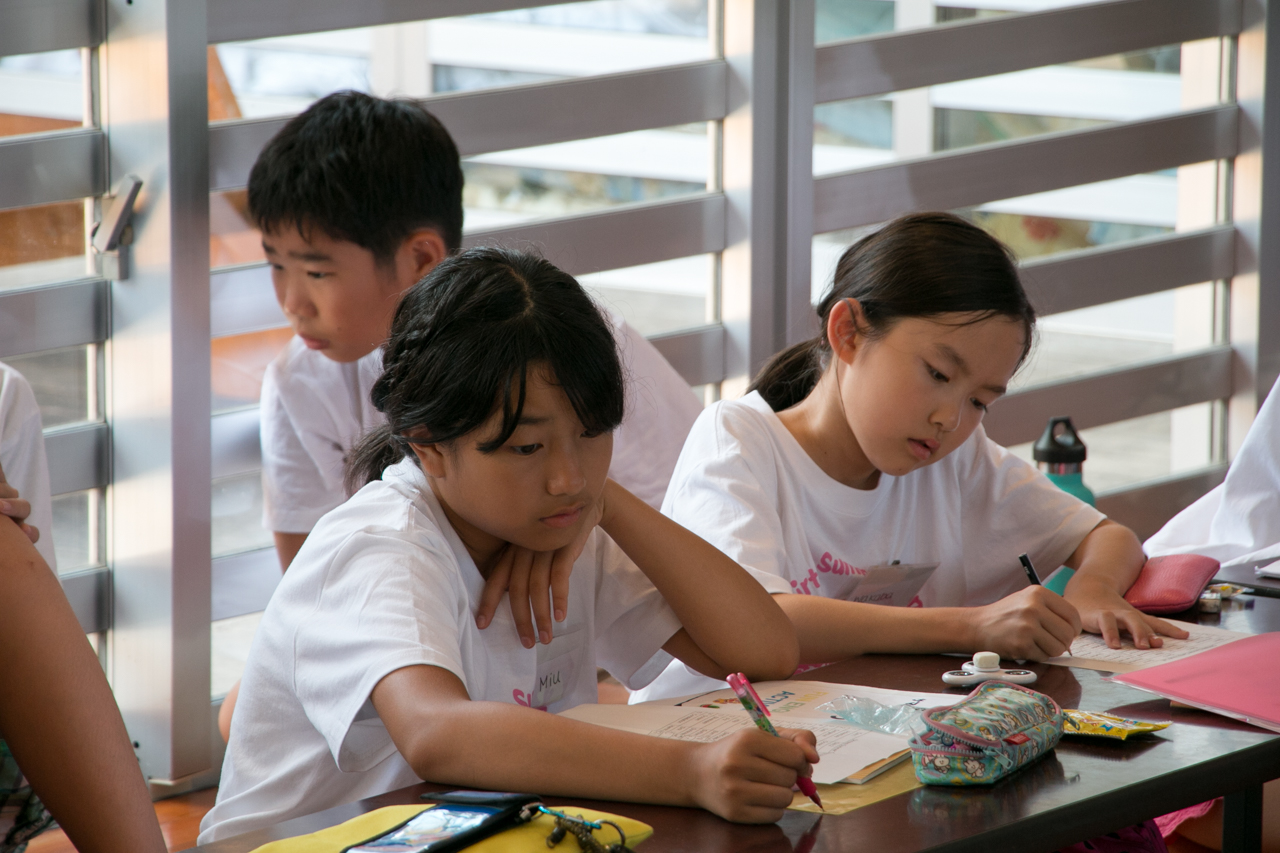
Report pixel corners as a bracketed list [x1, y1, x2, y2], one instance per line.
[92, 175, 143, 280]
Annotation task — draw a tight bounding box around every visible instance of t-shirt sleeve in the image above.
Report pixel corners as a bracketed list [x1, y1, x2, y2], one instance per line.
[293, 528, 468, 773]
[958, 427, 1106, 603]
[660, 409, 793, 596]
[0, 363, 55, 570]
[1145, 373, 1280, 565]
[589, 531, 684, 690]
[260, 363, 349, 534]
[605, 317, 704, 511]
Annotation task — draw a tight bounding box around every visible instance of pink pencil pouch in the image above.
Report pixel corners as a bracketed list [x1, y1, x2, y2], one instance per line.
[1123, 554, 1220, 614]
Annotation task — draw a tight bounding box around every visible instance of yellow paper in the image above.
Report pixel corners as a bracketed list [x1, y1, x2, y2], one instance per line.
[249, 804, 653, 853]
[788, 759, 921, 815]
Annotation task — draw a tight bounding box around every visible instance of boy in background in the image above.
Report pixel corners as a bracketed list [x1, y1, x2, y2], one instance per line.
[250, 91, 703, 577]
[221, 91, 702, 738]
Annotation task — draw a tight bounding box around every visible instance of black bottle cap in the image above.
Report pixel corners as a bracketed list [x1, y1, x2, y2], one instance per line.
[1033, 416, 1087, 464]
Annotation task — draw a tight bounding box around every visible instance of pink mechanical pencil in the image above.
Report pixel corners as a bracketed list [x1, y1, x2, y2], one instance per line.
[725, 673, 823, 810]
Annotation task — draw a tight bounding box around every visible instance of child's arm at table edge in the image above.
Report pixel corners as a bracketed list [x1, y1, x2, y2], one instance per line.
[595, 479, 799, 682]
[371, 664, 817, 824]
[1061, 519, 1190, 649]
[770, 587, 1081, 662]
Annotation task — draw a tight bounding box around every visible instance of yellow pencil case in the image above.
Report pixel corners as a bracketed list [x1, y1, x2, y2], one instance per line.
[249, 803, 653, 853]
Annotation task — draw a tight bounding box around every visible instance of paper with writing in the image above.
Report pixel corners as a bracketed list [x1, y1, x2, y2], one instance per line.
[562, 681, 960, 785]
[1045, 622, 1251, 673]
[560, 702, 912, 784]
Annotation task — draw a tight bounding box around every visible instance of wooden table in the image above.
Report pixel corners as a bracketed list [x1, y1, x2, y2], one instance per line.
[191, 595, 1280, 853]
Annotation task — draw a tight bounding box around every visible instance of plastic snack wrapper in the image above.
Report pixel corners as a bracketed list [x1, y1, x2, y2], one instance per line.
[1062, 709, 1169, 740]
[817, 696, 925, 737]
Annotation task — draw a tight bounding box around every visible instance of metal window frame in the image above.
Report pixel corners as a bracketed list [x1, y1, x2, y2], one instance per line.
[0, 0, 102, 59]
[814, 0, 1239, 104]
[210, 60, 728, 191]
[100, 0, 214, 785]
[2, 0, 1274, 793]
[0, 278, 107, 359]
[813, 105, 1239, 235]
[0, 129, 106, 211]
[208, 0, 597, 45]
[985, 347, 1235, 447]
[1019, 226, 1236, 316]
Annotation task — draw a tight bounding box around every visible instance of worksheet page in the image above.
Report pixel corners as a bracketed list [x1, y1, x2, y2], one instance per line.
[558, 702, 911, 784]
[1045, 622, 1252, 673]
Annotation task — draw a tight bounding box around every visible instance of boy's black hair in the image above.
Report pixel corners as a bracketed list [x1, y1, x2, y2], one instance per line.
[247, 90, 464, 262]
[345, 247, 625, 493]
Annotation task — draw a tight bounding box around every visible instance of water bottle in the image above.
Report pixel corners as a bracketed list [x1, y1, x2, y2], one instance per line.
[1033, 416, 1094, 594]
[1034, 416, 1095, 506]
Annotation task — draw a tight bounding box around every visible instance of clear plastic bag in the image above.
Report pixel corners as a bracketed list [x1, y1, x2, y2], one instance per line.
[816, 696, 925, 737]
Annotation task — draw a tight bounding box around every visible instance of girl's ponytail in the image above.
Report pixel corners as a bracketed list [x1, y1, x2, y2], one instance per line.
[750, 212, 1035, 412]
[344, 424, 404, 496]
[749, 338, 825, 412]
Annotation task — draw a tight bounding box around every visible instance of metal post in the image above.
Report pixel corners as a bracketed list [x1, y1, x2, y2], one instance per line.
[721, 0, 793, 395]
[1229, 0, 1280, 455]
[785, 0, 816, 348]
[100, 0, 212, 784]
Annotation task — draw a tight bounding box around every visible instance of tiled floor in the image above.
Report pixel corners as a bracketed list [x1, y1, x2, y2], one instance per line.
[26, 788, 218, 853]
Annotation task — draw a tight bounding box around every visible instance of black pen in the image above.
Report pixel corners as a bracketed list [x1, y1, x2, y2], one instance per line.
[1019, 553, 1071, 655]
[1018, 553, 1041, 586]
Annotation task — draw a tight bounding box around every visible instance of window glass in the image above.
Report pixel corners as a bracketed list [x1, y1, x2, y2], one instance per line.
[52, 489, 102, 573]
[213, 611, 264, 699]
[0, 49, 85, 137]
[814, 46, 1183, 173]
[0, 200, 89, 291]
[464, 123, 708, 229]
[212, 0, 711, 119]
[582, 254, 714, 337]
[212, 472, 274, 559]
[1007, 402, 1214, 494]
[816, 1, 1121, 41]
[5, 345, 96, 428]
[210, 189, 261, 268]
[212, 327, 293, 414]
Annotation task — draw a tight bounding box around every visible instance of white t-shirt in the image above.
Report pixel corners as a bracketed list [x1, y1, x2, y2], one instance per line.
[200, 457, 681, 844]
[631, 391, 1104, 701]
[261, 313, 703, 532]
[0, 362, 55, 570]
[1145, 375, 1280, 566]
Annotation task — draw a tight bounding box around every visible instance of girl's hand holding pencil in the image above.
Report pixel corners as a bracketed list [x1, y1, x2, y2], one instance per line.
[685, 726, 819, 823]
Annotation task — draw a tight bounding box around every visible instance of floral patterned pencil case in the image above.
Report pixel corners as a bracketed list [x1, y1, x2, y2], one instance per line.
[909, 681, 1063, 785]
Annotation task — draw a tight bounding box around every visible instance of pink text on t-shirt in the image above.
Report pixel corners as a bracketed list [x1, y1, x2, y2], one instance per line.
[817, 552, 867, 578]
[512, 688, 548, 712]
[789, 567, 822, 595]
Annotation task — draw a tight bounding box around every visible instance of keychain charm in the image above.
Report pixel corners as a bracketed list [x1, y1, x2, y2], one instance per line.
[538, 806, 634, 852]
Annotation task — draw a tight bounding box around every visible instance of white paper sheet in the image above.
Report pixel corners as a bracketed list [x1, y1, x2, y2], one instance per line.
[559, 702, 913, 785]
[565, 681, 960, 785]
[664, 680, 958, 717]
[1045, 622, 1252, 673]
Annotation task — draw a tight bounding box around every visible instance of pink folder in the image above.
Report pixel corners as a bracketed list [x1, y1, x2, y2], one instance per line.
[1111, 633, 1280, 733]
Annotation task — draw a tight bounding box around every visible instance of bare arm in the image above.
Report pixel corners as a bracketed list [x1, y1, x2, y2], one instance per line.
[775, 586, 1082, 662]
[596, 480, 798, 681]
[0, 516, 166, 853]
[1062, 519, 1189, 649]
[273, 531, 308, 572]
[371, 664, 816, 824]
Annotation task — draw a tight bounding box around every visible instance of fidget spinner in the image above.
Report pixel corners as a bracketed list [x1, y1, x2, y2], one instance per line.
[942, 651, 1038, 686]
